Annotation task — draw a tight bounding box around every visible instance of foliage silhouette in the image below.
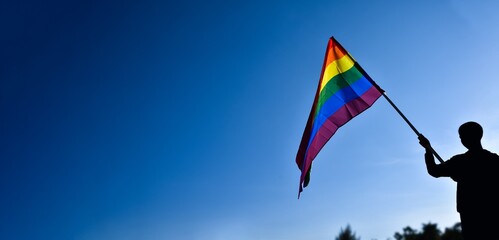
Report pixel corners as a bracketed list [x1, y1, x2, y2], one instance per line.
[335, 222, 462, 240]
[393, 222, 462, 240]
[440, 223, 462, 240]
[335, 224, 360, 240]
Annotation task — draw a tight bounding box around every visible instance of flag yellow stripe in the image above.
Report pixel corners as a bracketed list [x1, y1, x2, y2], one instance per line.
[320, 54, 355, 91]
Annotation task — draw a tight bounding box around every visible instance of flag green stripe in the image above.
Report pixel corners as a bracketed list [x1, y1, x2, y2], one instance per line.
[314, 65, 364, 117]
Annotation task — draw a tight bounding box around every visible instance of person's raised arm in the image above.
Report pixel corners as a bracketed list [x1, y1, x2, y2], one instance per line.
[418, 134, 442, 177]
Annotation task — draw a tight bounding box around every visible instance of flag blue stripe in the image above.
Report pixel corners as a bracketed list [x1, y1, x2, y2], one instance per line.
[307, 76, 374, 148]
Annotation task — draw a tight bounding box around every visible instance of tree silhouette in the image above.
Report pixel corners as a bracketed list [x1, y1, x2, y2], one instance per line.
[394, 226, 419, 240]
[335, 224, 360, 240]
[335, 222, 463, 240]
[441, 223, 462, 240]
[420, 222, 441, 240]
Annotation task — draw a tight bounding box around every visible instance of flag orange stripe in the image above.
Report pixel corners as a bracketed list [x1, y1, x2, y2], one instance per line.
[324, 40, 347, 67]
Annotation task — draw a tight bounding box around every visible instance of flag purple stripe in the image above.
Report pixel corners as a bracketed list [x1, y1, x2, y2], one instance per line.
[299, 86, 381, 185]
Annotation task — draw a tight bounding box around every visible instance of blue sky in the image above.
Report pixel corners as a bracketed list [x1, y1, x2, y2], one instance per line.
[3, 1, 499, 239]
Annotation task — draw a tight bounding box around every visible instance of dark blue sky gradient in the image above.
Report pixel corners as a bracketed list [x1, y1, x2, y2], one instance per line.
[2, 1, 313, 238]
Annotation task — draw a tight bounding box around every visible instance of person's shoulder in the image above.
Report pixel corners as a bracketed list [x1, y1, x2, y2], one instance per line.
[483, 149, 499, 159]
[445, 153, 467, 166]
[449, 152, 467, 160]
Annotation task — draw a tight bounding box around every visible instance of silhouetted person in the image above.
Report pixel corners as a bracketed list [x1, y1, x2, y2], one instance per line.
[418, 121, 499, 239]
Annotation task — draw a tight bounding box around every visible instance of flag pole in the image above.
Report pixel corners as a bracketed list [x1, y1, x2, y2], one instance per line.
[335, 41, 445, 163]
[377, 91, 444, 163]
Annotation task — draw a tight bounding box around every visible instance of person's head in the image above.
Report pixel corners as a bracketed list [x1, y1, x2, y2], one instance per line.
[458, 121, 483, 149]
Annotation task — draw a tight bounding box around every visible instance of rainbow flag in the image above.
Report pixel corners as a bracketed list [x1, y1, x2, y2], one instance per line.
[296, 37, 383, 197]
